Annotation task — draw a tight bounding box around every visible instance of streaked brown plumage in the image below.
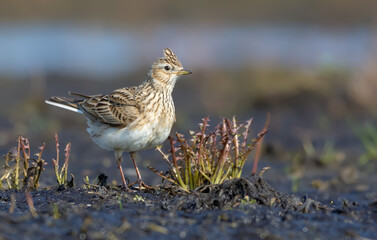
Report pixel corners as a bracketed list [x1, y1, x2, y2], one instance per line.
[46, 48, 191, 190]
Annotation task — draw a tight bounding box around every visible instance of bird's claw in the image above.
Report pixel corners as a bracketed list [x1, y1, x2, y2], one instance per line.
[128, 179, 152, 190]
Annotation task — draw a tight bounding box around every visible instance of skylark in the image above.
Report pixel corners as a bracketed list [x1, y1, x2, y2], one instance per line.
[46, 48, 191, 190]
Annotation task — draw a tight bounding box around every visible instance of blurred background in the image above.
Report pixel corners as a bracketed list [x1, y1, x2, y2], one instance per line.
[1, 1, 377, 196]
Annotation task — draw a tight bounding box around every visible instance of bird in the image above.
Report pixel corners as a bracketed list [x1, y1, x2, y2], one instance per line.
[45, 48, 191, 190]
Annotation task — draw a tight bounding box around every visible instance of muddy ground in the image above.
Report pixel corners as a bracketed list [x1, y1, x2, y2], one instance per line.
[0, 175, 376, 240]
[1, 77, 377, 239]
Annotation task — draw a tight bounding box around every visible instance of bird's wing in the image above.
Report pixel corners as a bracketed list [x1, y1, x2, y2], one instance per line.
[79, 87, 142, 126]
[69, 92, 102, 99]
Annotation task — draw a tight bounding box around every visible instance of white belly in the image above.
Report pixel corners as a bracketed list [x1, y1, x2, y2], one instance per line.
[86, 115, 173, 153]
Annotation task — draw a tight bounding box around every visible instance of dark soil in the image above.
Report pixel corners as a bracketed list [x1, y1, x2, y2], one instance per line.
[1, 78, 377, 239]
[0, 175, 376, 240]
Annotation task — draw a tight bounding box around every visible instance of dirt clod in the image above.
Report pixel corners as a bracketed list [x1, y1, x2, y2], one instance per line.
[0, 176, 376, 239]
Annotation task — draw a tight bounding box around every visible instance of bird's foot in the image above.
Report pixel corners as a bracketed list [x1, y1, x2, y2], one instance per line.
[122, 184, 132, 192]
[128, 179, 152, 190]
[119, 177, 131, 192]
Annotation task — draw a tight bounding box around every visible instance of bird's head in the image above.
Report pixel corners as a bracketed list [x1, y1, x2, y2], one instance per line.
[149, 48, 191, 90]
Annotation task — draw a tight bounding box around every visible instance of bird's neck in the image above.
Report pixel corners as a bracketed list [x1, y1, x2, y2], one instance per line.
[143, 76, 176, 95]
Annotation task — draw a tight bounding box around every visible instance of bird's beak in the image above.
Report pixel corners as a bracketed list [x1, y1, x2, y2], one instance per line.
[176, 69, 192, 75]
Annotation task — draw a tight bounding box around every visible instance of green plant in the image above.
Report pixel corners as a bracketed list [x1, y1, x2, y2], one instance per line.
[150, 116, 268, 191]
[83, 173, 108, 189]
[118, 195, 123, 209]
[285, 139, 344, 193]
[0, 136, 46, 190]
[83, 176, 91, 189]
[52, 203, 61, 219]
[354, 123, 377, 165]
[302, 139, 344, 166]
[133, 195, 145, 202]
[283, 152, 302, 193]
[240, 196, 257, 205]
[51, 133, 71, 185]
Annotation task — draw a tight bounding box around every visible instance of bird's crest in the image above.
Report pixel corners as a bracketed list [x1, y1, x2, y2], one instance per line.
[163, 48, 182, 67]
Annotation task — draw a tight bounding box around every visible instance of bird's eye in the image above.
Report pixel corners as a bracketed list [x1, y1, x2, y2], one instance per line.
[164, 66, 170, 71]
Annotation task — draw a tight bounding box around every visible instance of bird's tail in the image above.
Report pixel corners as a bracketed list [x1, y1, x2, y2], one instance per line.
[45, 97, 83, 114]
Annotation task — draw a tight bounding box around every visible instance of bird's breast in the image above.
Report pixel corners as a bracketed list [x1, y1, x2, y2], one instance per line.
[86, 93, 176, 152]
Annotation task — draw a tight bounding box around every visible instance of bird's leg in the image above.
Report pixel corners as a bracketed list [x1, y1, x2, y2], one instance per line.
[115, 151, 129, 190]
[129, 152, 151, 189]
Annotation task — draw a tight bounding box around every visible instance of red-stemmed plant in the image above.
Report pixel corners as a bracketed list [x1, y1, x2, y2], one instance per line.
[151, 116, 269, 191]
